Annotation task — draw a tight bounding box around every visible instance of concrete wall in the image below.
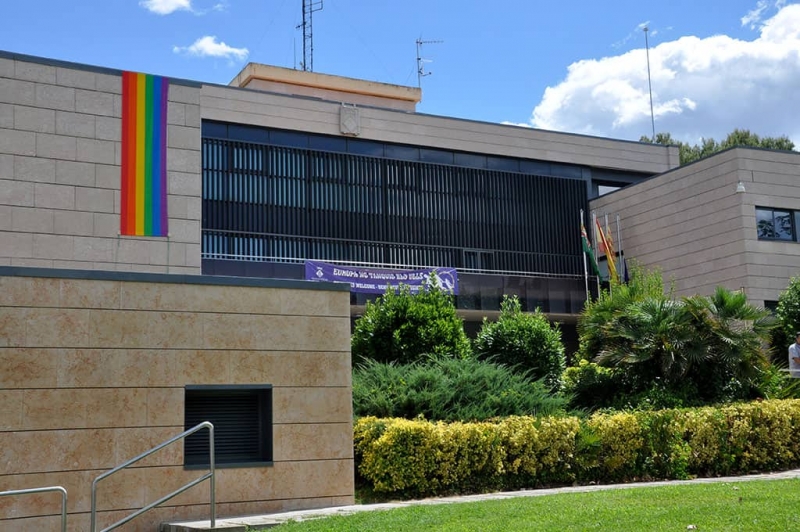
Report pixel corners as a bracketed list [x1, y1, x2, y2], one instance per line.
[200, 84, 679, 175]
[0, 267, 353, 531]
[0, 52, 202, 274]
[590, 148, 800, 307]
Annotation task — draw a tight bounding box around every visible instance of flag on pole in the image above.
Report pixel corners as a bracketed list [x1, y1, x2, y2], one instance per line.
[596, 219, 618, 282]
[581, 222, 600, 276]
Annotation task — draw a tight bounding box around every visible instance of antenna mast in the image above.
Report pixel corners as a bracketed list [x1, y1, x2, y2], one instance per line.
[643, 26, 656, 141]
[297, 0, 323, 71]
[416, 38, 443, 91]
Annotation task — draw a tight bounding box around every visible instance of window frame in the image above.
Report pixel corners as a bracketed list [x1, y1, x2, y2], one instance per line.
[756, 206, 797, 242]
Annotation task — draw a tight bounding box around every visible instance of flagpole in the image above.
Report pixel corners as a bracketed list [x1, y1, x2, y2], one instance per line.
[580, 209, 589, 302]
[592, 210, 601, 295]
[616, 214, 625, 282]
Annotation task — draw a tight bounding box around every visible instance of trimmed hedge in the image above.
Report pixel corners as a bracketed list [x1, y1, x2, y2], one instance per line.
[354, 399, 800, 497]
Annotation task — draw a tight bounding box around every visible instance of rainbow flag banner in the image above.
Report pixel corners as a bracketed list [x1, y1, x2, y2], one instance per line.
[120, 71, 169, 236]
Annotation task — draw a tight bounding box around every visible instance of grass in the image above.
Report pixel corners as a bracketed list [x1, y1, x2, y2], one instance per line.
[268, 478, 800, 531]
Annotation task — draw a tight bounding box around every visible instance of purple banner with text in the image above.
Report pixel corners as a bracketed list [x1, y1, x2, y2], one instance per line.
[305, 261, 459, 294]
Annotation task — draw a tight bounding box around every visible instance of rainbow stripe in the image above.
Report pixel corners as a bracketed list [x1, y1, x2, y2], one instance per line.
[120, 71, 169, 236]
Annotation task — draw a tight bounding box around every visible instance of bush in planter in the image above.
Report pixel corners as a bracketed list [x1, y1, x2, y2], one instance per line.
[351, 284, 470, 366]
[474, 296, 566, 391]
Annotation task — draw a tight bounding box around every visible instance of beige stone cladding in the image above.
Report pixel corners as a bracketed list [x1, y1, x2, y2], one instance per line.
[589, 148, 800, 307]
[735, 149, 800, 305]
[0, 268, 353, 531]
[0, 52, 202, 274]
[200, 84, 680, 176]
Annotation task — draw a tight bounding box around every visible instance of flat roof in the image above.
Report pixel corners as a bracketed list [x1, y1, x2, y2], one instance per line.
[230, 62, 421, 104]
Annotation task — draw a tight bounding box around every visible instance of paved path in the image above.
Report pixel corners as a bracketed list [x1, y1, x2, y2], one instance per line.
[161, 468, 800, 531]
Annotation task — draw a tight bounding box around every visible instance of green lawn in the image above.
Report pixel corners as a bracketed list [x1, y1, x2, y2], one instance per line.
[271, 478, 800, 531]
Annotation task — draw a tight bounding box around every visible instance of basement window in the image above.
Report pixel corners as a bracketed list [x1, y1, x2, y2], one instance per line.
[184, 385, 273, 469]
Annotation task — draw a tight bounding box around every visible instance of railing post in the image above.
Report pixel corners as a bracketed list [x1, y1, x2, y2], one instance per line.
[0, 486, 67, 532]
[90, 421, 215, 531]
[209, 423, 216, 528]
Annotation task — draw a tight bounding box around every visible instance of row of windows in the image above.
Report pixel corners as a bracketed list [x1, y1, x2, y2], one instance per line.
[756, 207, 800, 242]
[202, 120, 594, 179]
[201, 231, 583, 276]
[202, 138, 588, 265]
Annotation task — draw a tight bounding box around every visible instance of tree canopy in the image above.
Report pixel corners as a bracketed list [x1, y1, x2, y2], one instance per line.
[640, 129, 795, 165]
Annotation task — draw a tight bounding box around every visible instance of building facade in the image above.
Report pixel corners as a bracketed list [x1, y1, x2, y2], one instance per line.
[0, 48, 698, 528]
[590, 147, 800, 309]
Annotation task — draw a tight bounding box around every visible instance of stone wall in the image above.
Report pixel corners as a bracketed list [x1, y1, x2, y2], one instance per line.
[0, 52, 202, 274]
[0, 267, 353, 531]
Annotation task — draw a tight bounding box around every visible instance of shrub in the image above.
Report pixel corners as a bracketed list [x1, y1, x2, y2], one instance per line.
[578, 265, 775, 407]
[355, 399, 800, 497]
[562, 360, 622, 411]
[474, 296, 566, 390]
[351, 284, 471, 366]
[774, 276, 800, 363]
[352, 357, 569, 422]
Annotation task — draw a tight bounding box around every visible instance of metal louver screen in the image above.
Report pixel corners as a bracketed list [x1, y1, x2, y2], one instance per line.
[184, 387, 272, 466]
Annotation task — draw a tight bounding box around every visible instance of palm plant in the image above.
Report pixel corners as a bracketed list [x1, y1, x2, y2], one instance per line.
[683, 287, 775, 399]
[594, 297, 706, 383]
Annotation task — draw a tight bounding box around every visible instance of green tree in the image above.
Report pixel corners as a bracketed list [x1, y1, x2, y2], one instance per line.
[640, 128, 795, 165]
[351, 284, 471, 366]
[474, 296, 566, 390]
[774, 277, 800, 362]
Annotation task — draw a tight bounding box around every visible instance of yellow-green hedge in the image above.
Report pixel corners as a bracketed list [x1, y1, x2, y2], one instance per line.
[354, 399, 800, 497]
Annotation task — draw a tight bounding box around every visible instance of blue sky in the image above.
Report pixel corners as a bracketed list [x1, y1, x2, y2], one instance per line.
[3, 1, 799, 145]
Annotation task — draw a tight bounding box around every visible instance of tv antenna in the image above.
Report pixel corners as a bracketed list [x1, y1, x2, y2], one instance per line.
[416, 38, 443, 90]
[296, 0, 323, 71]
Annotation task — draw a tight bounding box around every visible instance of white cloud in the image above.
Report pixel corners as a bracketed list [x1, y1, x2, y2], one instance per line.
[140, 0, 227, 15]
[612, 21, 651, 49]
[742, 0, 770, 29]
[527, 3, 800, 145]
[173, 35, 249, 61]
[140, 0, 192, 15]
[742, 1, 789, 29]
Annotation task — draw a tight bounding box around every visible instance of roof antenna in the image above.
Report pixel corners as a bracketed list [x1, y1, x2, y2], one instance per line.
[296, 0, 323, 71]
[643, 25, 656, 141]
[416, 37, 443, 98]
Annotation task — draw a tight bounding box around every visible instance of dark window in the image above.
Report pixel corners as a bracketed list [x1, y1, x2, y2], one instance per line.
[385, 144, 420, 161]
[202, 121, 228, 138]
[420, 148, 454, 165]
[756, 207, 795, 241]
[347, 138, 384, 157]
[184, 385, 273, 468]
[550, 163, 583, 179]
[454, 152, 487, 169]
[487, 156, 519, 173]
[519, 160, 551, 175]
[309, 134, 347, 153]
[229, 124, 269, 144]
[270, 130, 308, 149]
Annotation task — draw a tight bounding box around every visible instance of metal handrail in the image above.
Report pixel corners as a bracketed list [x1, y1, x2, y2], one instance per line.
[0, 486, 67, 532]
[90, 421, 215, 532]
